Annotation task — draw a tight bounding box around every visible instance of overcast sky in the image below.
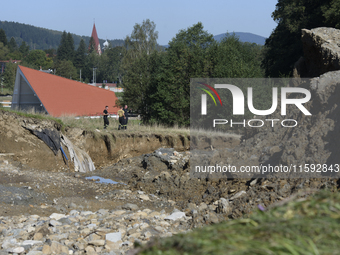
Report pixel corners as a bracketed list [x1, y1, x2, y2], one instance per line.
[0, 0, 278, 45]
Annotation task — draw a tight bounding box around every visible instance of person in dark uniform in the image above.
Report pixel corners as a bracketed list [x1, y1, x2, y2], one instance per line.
[117, 106, 125, 130]
[103, 106, 109, 129]
[123, 105, 129, 129]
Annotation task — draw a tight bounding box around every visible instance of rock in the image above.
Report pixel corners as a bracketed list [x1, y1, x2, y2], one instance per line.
[105, 240, 122, 251]
[147, 211, 160, 218]
[268, 145, 281, 155]
[106, 232, 122, 243]
[97, 209, 109, 216]
[230, 191, 246, 200]
[2, 238, 18, 249]
[186, 203, 197, 211]
[68, 203, 77, 209]
[85, 245, 96, 255]
[216, 198, 231, 214]
[250, 179, 257, 186]
[49, 220, 62, 227]
[88, 239, 105, 246]
[164, 212, 186, 221]
[138, 194, 150, 201]
[49, 213, 66, 220]
[122, 203, 139, 211]
[296, 27, 340, 77]
[42, 244, 51, 254]
[50, 241, 69, 254]
[7, 247, 25, 253]
[26, 251, 44, 255]
[204, 212, 220, 224]
[144, 231, 152, 239]
[21, 240, 43, 246]
[33, 232, 43, 240]
[80, 211, 94, 216]
[198, 202, 208, 212]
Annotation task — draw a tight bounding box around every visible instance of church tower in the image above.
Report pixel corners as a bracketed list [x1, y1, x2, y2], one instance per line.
[89, 23, 102, 55]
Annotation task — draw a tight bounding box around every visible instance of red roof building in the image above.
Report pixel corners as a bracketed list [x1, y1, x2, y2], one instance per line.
[12, 65, 119, 117]
[90, 23, 102, 55]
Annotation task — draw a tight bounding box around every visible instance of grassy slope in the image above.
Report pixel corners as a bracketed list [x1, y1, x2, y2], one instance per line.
[60, 116, 190, 135]
[137, 189, 340, 255]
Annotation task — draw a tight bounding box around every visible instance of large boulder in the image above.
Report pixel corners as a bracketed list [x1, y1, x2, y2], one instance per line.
[295, 27, 340, 77]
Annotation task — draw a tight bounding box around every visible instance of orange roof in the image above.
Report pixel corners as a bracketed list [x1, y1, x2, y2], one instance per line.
[19, 65, 119, 117]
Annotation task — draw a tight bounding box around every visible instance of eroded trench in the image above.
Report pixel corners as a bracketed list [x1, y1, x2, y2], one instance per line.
[1, 110, 338, 219]
[82, 132, 191, 167]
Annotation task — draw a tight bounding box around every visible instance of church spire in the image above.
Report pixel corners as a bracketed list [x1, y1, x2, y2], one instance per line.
[90, 22, 101, 55]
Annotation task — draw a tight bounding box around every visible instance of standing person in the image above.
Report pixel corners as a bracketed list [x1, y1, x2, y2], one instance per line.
[103, 106, 109, 129]
[123, 105, 129, 130]
[117, 106, 125, 130]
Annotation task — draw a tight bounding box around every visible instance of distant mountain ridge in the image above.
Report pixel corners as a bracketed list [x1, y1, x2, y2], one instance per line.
[0, 20, 124, 50]
[0, 21, 266, 51]
[213, 32, 266, 45]
[162, 32, 266, 48]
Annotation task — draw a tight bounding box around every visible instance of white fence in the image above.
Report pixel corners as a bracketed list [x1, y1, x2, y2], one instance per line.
[109, 88, 124, 93]
[0, 101, 11, 108]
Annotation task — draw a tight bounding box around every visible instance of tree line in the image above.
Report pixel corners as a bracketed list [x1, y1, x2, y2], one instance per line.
[0, 28, 125, 91]
[120, 20, 265, 126]
[0, 21, 124, 50]
[3, 0, 339, 125]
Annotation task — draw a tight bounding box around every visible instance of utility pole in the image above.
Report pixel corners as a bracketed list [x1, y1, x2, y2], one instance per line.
[93, 67, 97, 86]
[0, 75, 3, 94]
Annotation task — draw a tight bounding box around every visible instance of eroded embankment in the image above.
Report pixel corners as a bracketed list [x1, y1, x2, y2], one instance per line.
[1, 109, 339, 230]
[80, 131, 191, 167]
[0, 109, 191, 170]
[0, 109, 240, 172]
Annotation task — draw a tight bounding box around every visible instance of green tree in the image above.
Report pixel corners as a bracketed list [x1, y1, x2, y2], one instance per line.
[100, 46, 124, 83]
[0, 29, 7, 47]
[120, 22, 266, 126]
[3, 62, 17, 91]
[88, 36, 95, 53]
[66, 32, 75, 61]
[124, 19, 159, 56]
[54, 60, 78, 80]
[121, 19, 159, 112]
[213, 35, 264, 78]
[8, 37, 18, 53]
[83, 51, 100, 83]
[19, 41, 30, 56]
[23, 49, 53, 69]
[262, 0, 339, 77]
[123, 51, 158, 112]
[322, 0, 340, 28]
[144, 22, 215, 125]
[57, 31, 68, 60]
[74, 38, 86, 71]
[0, 42, 9, 60]
[57, 31, 75, 61]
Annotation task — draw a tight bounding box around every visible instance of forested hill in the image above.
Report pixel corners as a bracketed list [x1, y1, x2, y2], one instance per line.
[0, 20, 124, 50]
[214, 32, 266, 45]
